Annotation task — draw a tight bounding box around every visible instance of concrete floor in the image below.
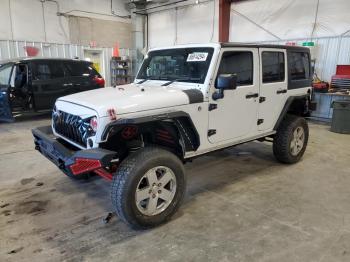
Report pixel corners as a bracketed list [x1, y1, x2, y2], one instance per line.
[0, 116, 350, 262]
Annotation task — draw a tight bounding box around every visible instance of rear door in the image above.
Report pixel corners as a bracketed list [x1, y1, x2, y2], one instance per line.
[0, 63, 14, 122]
[31, 60, 66, 110]
[258, 48, 288, 131]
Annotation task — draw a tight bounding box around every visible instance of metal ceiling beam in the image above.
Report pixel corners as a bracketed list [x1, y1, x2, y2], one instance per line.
[219, 0, 248, 42]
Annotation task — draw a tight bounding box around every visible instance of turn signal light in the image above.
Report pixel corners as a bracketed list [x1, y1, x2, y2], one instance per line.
[90, 117, 98, 133]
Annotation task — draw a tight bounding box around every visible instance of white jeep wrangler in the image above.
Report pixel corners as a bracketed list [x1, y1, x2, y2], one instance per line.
[33, 43, 316, 229]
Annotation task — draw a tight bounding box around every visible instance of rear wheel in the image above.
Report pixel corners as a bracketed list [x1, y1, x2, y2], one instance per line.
[111, 147, 186, 229]
[273, 115, 309, 164]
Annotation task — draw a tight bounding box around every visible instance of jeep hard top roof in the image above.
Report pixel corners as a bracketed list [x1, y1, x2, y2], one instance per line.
[150, 42, 310, 52]
[220, 42, 310, 51]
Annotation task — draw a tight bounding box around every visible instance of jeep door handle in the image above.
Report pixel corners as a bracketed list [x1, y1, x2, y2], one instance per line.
[63, 83, 73, 87]
[246, 93, 259, 99]
[276, 89, 287, 94]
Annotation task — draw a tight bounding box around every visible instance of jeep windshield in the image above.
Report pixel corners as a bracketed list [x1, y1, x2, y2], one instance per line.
[136, 47, 214, 84]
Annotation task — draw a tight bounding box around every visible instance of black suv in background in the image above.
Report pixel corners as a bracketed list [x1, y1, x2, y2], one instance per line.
[0, 58, 105, 122]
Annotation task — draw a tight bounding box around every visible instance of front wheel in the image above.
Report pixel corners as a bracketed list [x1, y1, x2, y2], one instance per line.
[111, 147, 186, 229]
[273, 115, 309, 164]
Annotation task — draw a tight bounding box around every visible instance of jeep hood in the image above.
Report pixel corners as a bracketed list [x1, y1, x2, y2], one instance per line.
[57, 83, 202, 117]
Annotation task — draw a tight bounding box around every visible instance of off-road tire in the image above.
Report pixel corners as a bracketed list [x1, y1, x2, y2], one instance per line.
[111, 147, 186, 229]
[273, 114, 309, 164]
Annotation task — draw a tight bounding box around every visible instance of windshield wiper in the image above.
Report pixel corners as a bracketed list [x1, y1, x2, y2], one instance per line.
[161, 77, 200, 86]
[161, 79, 177, 86]
[136, 78, 149, 84]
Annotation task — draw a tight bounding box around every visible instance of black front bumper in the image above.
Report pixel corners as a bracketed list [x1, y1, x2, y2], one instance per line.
[32, 126, 116, 176]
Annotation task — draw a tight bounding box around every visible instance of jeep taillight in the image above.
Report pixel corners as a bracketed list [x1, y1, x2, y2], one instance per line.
[93, 75, 105, 87]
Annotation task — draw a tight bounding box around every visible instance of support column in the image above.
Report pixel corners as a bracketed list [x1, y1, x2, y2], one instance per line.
[219, 0, 231, 42]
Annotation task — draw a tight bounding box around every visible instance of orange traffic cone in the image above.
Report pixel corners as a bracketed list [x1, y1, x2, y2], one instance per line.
[113, 43, 120, 57]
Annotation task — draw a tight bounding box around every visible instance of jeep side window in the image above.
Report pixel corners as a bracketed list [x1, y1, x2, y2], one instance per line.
[262, 52, 285, 83]
[288, 52, 310, 80]
[216, 51, 253, 86]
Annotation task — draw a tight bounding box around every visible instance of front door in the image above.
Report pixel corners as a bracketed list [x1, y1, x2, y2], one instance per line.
[208, 48, 259, 143]
[0, 63, 14, 122]
[258, 48, 288, 131]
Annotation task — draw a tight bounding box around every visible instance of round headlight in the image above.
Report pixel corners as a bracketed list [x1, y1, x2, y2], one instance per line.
[90, 117, 98, 133]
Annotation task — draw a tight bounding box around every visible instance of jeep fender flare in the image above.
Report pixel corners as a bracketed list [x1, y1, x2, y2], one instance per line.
[274, 94, 310, 131]
[101, 111, 200, 156]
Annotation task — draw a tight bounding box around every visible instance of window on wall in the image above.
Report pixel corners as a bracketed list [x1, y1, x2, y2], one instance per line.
[288, 52, 310, 80]
[262, 52, 285, 83]
[217, 51, 253, 86]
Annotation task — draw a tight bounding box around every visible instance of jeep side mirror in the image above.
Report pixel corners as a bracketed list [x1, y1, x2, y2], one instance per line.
[212, 74, 237, 100]
[216, 74, 237, 90]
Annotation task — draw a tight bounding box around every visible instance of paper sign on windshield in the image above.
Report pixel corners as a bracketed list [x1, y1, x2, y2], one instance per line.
[187, 52, 208, 62]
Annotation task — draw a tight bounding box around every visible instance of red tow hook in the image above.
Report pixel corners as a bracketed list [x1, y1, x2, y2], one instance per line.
[94, 168, 113, 181]
[69, 158, 114, 181]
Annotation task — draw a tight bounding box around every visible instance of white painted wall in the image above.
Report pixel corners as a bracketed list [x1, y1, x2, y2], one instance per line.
[148, 0, 218, 48]
[147, 0, 350, 81]
[148, 0, 350, 47]
[0, 0, 130, 44]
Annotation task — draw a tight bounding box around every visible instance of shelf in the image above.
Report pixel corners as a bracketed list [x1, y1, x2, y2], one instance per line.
[114, 75, 131, 78]
[111, 56, 131, 86]
[111, 59, 129, 63]
[112, 67, 128, 70]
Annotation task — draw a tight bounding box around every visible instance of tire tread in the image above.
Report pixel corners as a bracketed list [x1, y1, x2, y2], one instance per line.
[273, 114, 309, 164]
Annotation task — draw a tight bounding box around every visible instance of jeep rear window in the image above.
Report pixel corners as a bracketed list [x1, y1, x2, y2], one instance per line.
[288, 52, 310, 80]
[262, 51, 285, 83]
[137, 48, 214, 84]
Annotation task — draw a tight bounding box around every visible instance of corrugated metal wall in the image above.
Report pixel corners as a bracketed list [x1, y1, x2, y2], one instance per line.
[0, 40, 135, 86]
[264, 36, 350, 82]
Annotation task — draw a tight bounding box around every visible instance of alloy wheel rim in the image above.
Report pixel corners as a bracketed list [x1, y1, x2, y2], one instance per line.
[290, 126, 305, 156]
[135, 166, 177, 216]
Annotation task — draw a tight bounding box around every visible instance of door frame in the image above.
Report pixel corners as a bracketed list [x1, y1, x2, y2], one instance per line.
[258, 48, 288, 131]
[208, 47, 260, 143]
[83, 48, 105, 79]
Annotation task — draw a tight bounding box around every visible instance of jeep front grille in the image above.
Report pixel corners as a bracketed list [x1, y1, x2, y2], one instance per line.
[52, 111, 93, 147]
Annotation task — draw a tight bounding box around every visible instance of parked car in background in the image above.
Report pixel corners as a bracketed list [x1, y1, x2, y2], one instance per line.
[0, 58, 105, 122]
